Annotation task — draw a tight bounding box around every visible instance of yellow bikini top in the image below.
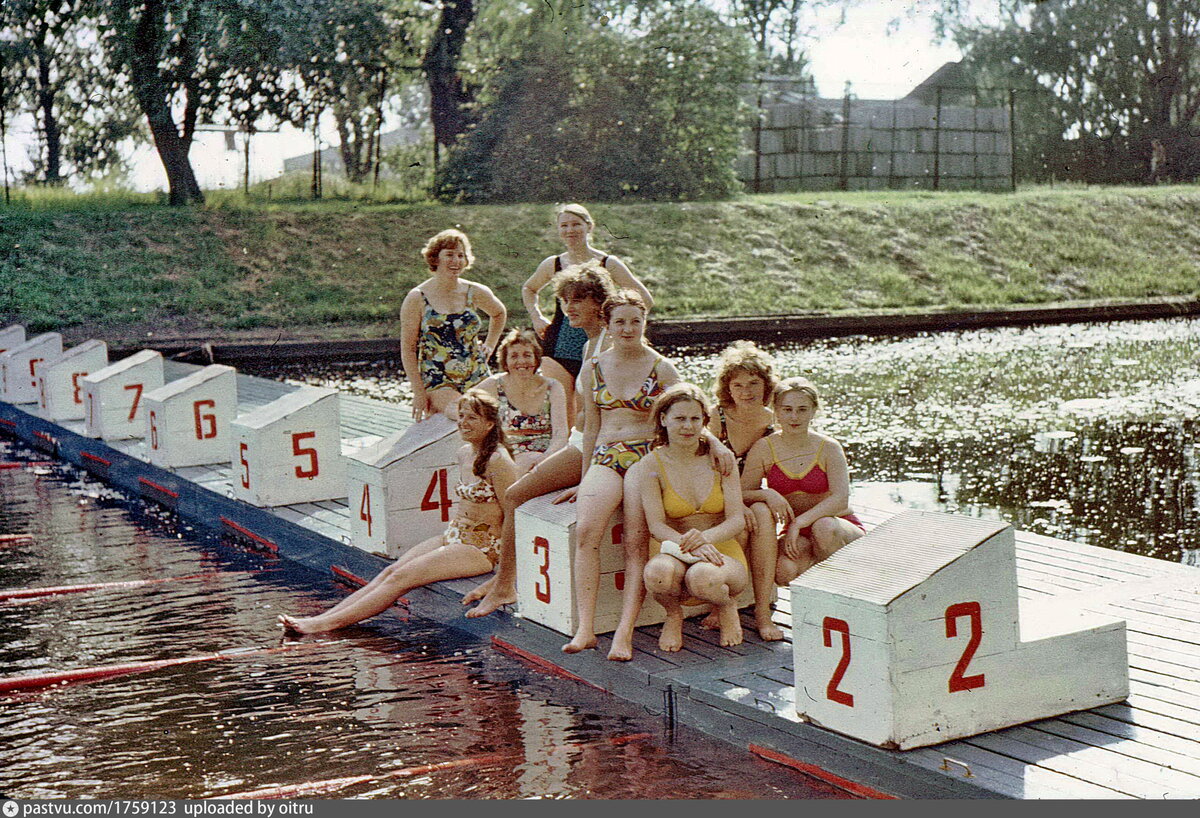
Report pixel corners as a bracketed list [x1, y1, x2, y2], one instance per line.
[655, 452, 724, 518]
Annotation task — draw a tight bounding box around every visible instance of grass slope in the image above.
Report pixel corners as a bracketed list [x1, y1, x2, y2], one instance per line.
[3, 185, 1199, 340]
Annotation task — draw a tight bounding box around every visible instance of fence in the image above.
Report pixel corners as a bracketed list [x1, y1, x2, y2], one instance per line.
[739, 81, 1015, 193]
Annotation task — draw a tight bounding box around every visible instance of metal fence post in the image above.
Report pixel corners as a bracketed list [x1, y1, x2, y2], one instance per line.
[1009, 88, 1017, 192]
[933, 87, 943, 191]
[840, 90, 851, 191]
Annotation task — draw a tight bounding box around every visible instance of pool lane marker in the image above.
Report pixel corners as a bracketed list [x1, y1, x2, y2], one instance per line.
[0, 640, 341, 694]
[749, 744, 898, 799]
[209, 732, 653, 799]
[0, 534, 34, 545]
[0, 570, 261, 601]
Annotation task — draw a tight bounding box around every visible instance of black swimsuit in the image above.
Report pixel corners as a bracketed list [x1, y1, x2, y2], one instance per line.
[540, 254, 609, 379]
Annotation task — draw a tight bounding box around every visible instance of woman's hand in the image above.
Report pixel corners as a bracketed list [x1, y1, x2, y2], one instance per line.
[678, 528, 709, 553]
[763, 490, 794, 527]
[552, 486, 578, 504]
[708, 443, 736, 477]
[694, 543, 725, 566]
[782, 519, 806, 560]
[411, 390, 431, 423]
[742, 506, 757, 537]
[531, 313, 550, 338]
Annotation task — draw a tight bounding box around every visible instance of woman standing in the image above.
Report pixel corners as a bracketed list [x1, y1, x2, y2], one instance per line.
[400, 229, 506, 422]
[741, 378, 865, 584]
[278, 390, 516, 634]
[632, 384, 749, 652]
[475, 328, 568, 477]
[523, 204, 652, 422]
[709, 340, 783, 641]
[462, 262, 616, 619]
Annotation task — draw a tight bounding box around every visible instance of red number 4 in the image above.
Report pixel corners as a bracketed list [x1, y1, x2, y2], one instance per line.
[420, 468, 452, 522]
[360, 484, 373, 537]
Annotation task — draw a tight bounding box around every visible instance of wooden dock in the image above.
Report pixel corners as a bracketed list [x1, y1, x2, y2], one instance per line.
[4, 362, 1200, 799]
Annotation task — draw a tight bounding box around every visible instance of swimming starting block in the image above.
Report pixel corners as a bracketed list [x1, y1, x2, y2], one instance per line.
[143, 364, 238, 469]
[789, 509, 1128, 750]
[80, 350, 164, 440]
[1, 332, 62, 404]
[37, 340, 108, 422]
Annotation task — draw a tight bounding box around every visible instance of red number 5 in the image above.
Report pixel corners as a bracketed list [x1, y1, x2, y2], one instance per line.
[945, 601, 985, 692]
[292, 431, 319, 478]
[822, 616, 854, 707]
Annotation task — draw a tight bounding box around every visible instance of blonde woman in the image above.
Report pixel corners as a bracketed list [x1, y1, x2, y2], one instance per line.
[400, 229, 506, 422]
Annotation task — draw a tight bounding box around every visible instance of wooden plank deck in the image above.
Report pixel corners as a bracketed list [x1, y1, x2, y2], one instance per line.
[4, 361, 1200, 799]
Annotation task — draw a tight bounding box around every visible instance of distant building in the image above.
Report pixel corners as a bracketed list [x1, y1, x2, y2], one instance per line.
[281, 126, 425, 176]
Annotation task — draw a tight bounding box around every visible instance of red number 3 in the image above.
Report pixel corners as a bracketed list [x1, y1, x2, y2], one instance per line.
[533, 536, 551, 603]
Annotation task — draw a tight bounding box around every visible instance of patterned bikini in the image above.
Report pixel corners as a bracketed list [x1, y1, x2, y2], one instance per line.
[589, 356, 665, 476]
[715, 405, 774, 472]
[445, 476, 501, 564]
[417, 284, 490, 392]
[764, 438, 865, 540]
[497, 377, 553, 455]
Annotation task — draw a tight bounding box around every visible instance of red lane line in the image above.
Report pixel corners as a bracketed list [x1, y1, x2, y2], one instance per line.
[0, 641, 335, 694]
[329, 565, 408, 606]
[748, 743, 898, 800]
[0, 534, 33, 544]
[137, 476, 179, 498]
[213, 733, 653, 799]
[80, 452, 111, 467]
[0, 570, 259, 601]
[490, 636, 606, 691]
[0, 462, 55, 470]
[0, 463, 23, 470]
[33, 431, 54, 444]
[0, 419, 16, 428]
[219, 517, 279, 553]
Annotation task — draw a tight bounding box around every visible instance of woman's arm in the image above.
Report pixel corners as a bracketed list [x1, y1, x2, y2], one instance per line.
[578, 359, 600, 482]
[399, 288, 429, 421]
[699, 467, 747, 545]
[631, 459, 678, 545]
[740, 439, 793, 521]
[544, 377, 569, 456]
[605, 256, 654, 310]
[487, 450, 519, 511]
[473, 283, 507, 359]
[521, 259, 556, 336]
[789, 436, 853, 531]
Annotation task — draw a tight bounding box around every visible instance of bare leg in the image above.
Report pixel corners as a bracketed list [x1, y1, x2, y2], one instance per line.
[296, 535, 446, 623]
[685, 561, 749, 648]
[810, 516, 865, 563]
[512, 451, 545, 478]
[608, 468, 650, 661]
[465, 446, 582, 617]
[428, 387, 464, 421]
[747, 503, 783, 640]
[562, 465, 624, 654]
[644, 555, 686, 652]
[280, 540, 492, 633]
[775, 535, 815, 587]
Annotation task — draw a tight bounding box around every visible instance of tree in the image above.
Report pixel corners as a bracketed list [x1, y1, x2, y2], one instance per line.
[422, 0, 475, 162]
[436, 4, 755, 202]
[949, 0, 1200, 182]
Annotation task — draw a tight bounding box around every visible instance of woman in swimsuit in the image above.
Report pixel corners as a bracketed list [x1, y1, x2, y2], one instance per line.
[461, 263, 616, 620]
[522, 204, 652, 423]
[277, 390, 517, 634]
[561, 289, 682, 659]
[631, 384, 749, 652]
[400, 229, 506, 422]
[474, 328, 568, 477]
[708, 340, 783, 641]
[741, 377, 865, 585]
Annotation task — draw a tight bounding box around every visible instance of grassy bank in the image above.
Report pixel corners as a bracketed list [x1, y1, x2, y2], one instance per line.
[3, 185, 1200, 342]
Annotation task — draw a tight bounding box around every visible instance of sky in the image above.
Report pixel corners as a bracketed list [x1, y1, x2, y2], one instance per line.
[6, 1, 967, 193]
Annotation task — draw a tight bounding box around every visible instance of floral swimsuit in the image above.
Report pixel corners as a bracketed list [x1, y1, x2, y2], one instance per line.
[417, 284, 490, 392]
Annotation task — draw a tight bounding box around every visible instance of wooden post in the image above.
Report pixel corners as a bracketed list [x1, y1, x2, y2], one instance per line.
[888, 98, 898, 190]
[753, 76, 765, 194]
[933, 87, 943, 191]
[1009, 88, 1018, 192]
[840, 89, 851, 191]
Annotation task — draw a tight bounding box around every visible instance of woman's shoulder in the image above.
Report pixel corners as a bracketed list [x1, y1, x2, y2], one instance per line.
[476, 373, 502, 392]
[813, 431, 845, 454]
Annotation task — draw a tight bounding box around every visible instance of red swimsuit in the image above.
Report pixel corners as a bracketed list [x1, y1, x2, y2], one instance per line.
[764, 438, 864, 539]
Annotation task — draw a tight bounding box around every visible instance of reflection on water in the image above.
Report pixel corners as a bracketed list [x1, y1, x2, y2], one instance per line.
[0, 443, 837, 799]
[260, 317, 1200, 563]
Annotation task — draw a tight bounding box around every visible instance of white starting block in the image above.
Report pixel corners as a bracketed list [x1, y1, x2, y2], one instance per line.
[345, 414, 460, 557]
[37, 340, 109, 421]
[0, 325, 25, 356]
[230, 386, 346, 506]
[143, 364, 237, 468]
[1, 333, 62, 404]
[514, 494, 753, 635]
[80, 350, 165, 440]
[790, 510, 1128, 750]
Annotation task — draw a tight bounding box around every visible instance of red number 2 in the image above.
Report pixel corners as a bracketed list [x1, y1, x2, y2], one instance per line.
[420, 468, 452, 522]
[945, 601, 986, 692]
[823, 617, 854, 707]
[533, 536, 551, 603]
[291, 431, 319, 478]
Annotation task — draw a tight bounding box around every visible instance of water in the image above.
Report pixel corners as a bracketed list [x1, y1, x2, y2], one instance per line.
[260, 317, 1200, 564]
[0, 443, 840, 800]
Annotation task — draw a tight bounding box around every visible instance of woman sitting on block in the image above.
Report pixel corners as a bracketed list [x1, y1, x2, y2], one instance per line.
[278, 390, 516, 634]
[475, 328, 568, 477]
[630, 383, 749, 651]
[740, 377, 865, 585]
[400, 229, 506, 422]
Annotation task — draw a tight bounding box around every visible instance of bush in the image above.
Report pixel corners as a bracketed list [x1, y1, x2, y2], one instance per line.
[436, 6, 755, 203]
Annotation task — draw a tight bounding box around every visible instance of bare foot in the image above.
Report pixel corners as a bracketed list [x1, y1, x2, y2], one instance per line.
[755, 610, 784, 642]
[465, 584, 516, 618]
[717, 605, 744, 647]
[699, 611, 720, 631]
[607, 631, 634, 661]
[658, 612, 684, 652]
[562, 633, 598, 654]
[461, 577, 494, 606]
[278, 613, 338, 634]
